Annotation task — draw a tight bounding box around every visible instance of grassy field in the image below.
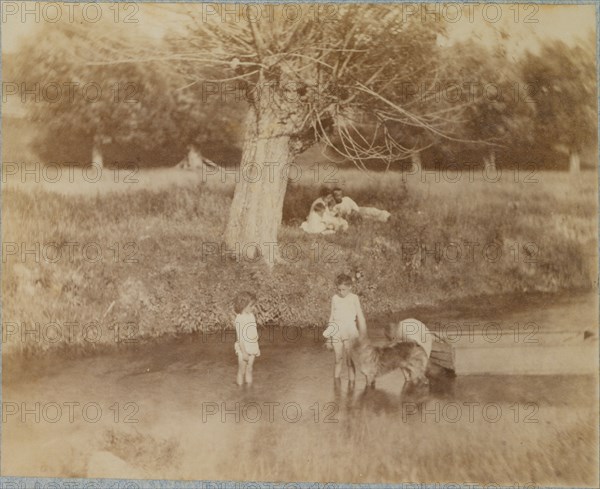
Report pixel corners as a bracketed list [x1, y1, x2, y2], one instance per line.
[2, 167, 597, 355]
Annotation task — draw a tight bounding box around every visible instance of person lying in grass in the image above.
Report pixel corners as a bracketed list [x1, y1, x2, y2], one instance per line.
[332, 187, 391, 223]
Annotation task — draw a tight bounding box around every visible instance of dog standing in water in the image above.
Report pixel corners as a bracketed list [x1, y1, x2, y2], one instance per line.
[355, 318, 454, 389]
[355, 336, 429, 388]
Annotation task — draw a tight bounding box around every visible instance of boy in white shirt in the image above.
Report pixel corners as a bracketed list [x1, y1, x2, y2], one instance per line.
[332, 188, 360, 220]
[323, 273, 367, 383]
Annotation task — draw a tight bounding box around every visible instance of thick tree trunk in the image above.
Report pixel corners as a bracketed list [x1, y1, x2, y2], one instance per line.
[483, 148, 496, 173]
[224, 111, 295, 265]
[569, 149, 580, 173]
[410, 152, 422, 173]
[92, 142, 103, 169]
[223, 65, 309, 266]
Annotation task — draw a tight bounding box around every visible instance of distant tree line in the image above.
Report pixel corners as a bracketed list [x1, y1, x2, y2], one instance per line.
[7, 16, 596, 172]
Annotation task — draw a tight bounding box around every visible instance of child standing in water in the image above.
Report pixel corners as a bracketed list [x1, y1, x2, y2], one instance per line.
[323, 274, 367, 383]
[233, 291, 260, 386]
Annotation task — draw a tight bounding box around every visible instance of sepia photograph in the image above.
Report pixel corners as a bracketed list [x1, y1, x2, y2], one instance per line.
[1, 2, 598, 488]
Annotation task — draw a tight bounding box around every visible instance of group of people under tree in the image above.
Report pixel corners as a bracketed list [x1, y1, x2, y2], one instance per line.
[300, 187, 391, 235]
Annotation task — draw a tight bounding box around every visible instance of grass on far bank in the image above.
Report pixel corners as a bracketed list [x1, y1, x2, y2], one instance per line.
[2, 168, 597, 355]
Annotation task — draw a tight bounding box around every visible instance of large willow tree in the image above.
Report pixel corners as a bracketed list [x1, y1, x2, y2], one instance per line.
[82, 4, 465, 263]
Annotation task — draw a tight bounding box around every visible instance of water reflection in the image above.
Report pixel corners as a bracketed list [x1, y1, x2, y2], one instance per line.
[324, 369, 596, 419]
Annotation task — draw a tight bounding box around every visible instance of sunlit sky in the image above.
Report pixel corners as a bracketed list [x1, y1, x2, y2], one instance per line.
[2, 2, 596, 54]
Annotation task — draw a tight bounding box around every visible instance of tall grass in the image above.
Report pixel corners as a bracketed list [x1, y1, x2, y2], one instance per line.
[21, 399, 598, 486]
[193, 404, 597, 485]
[2, 169, 597, 355]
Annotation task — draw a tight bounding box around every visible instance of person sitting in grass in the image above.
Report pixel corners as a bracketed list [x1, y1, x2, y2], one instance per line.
[300, 199, 348, 234]
[233, 291, 260, 386]
[308, 194, 349, 230]
[300, 202, 337, 235]
[322, 194, 349, 231]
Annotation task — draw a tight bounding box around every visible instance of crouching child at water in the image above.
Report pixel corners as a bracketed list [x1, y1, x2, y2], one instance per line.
[233, 291, 260, 386]
[323, 273, 367, 384]
[387, 318, 456, 381]
[388, 318, 434, 357]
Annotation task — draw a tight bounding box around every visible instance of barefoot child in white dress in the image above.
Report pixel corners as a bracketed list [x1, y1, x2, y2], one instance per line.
[323, 274, 367, 383]
[233, 291, 260, 386]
